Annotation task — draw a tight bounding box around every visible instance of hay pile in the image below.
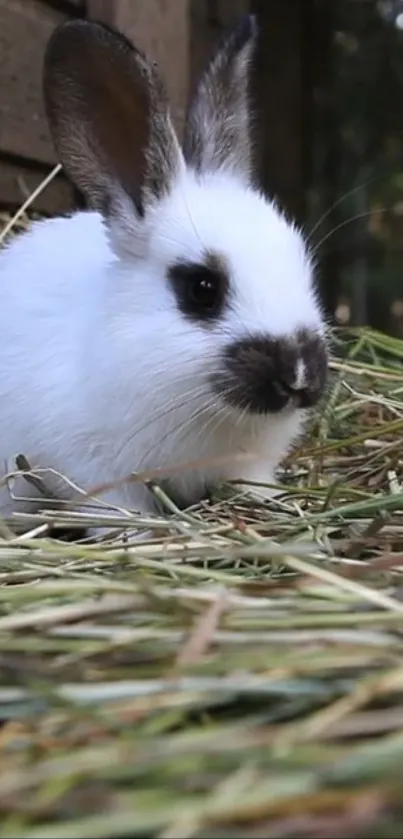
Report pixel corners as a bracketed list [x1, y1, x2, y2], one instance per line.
[1, 208, 403, 837]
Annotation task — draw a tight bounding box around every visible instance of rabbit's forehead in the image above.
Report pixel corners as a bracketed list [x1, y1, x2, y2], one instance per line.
[156, 173, 308, 276]
[152, 173, 320, 334]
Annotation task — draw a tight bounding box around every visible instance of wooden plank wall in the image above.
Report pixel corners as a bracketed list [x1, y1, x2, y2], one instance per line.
[0, 0, 306, 223]
[0, 0, 193, 214]
[189, 0, 249, 92]
[189, 0, 307, 225]
[0, 0, 83, 213]
[252, 0, 307, 225]
[87, 0, 190, 138]
[0, 0, 257, 216]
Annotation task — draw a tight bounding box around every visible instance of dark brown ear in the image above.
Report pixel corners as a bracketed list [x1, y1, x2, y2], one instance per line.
[183, 15, 258, 182]
[43, 20, 182, 217]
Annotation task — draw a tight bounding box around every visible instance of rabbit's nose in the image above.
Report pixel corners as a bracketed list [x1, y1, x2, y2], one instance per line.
[214, 330, 328, 415]
[277, 349, 327, 409]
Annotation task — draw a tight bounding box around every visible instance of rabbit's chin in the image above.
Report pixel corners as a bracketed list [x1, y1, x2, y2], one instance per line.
[159, 398, 307, 506]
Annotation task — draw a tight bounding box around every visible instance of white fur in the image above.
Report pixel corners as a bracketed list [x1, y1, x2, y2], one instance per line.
[0, 19, 326, 532]
[0, 171, 322, 530]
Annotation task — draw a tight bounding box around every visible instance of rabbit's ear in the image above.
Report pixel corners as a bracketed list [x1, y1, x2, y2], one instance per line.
[43, 20, 183, 218]
[183, 14, 257, 182]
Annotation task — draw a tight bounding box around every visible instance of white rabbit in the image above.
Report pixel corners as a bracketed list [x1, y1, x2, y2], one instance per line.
[0, 15, 328, 534]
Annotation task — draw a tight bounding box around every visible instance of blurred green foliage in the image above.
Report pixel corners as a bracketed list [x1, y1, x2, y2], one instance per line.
[309, 0, 403, 334]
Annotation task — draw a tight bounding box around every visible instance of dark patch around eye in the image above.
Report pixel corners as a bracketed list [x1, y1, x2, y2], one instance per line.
[168, 254, 229, 324]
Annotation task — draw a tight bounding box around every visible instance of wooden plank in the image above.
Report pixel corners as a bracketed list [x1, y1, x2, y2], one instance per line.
[0, 157, 75, 215]
[305, 0, 341, 320]
[189, 0, 249, 107]
[43, 0, 85, 13]
[87, 0, 189, 137]
[189, 0, 217, 94]
[251, 0, 306, 224]
[0, 0, 68, 165]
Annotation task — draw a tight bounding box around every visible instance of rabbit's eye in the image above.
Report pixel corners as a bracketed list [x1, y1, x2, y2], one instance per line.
[168, 259, 228, 323]
[190, 273, 220, 309]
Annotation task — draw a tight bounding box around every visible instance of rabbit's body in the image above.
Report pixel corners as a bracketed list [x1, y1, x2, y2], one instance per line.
[0, 212, 113, 520]
[0, 182, 304, 522]
[0, 16, 328, 532]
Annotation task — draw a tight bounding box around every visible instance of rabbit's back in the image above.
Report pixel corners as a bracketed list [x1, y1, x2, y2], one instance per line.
[0, 211, 110, 318]
[0, 212, 114, 515]
[0, 211, 111, 379]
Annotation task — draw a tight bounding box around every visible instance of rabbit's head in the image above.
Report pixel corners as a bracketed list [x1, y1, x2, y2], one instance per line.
[44, 17, 327, 430]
